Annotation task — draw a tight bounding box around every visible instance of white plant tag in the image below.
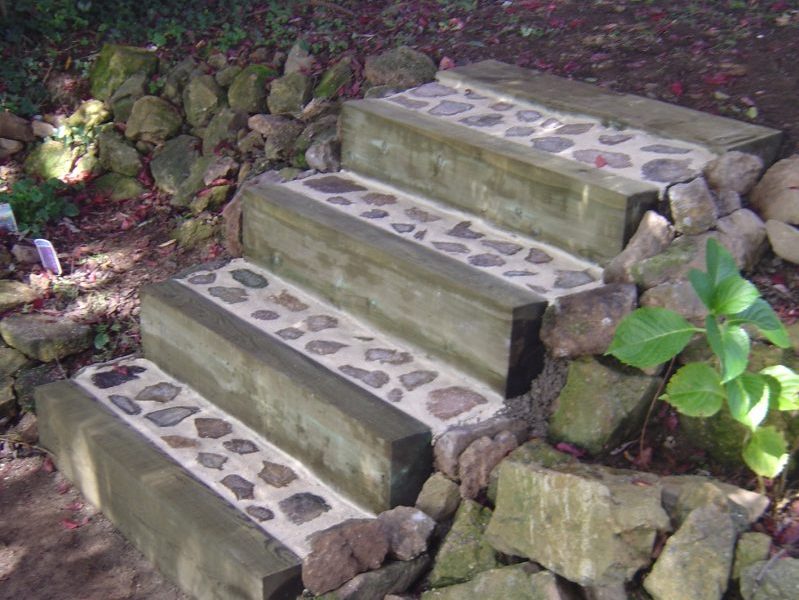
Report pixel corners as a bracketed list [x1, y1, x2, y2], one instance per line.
[0, 203, 18, 233]
[34, 238, 63, 276]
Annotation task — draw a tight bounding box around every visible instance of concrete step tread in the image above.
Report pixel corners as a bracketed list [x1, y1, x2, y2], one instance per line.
[75, 356, 369, 558]
[282, 170, 602, 299]
[375, 80, 715, 192]
[174, 258, 506, 432]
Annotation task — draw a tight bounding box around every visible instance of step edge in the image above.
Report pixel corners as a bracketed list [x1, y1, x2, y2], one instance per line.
[35, 379, 303, 600]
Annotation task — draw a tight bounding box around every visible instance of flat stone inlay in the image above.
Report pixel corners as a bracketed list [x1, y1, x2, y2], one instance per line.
[195, 417, 233, 439]
[271, 291, 309, 312]
[363, 192, 397, 206]
[259, 461, 298, 488]
[161, 435, 198, 448]
[481, 240, 523, 255]
[246, 506, 275, 522]
[410, 83, 456, 97]
[339, 365, 390, 388]
[279, 493, 332, 525]
[469, 253, 505, 267]
[145, 406, 200, 427]
[276, 327, 305, 340]
[532, 136, 574, 153]
[188, 273, 216, 285]
[306, 340, 348, 355]
[460, 114, 503, 127]
[305, 315, 338, 332]
[365, 348, 413, 365]
[641, 158, 695, 183]
[91, 366, 146, 389]
[221, 474, 255, 500]
[447, 221, 484, 239]
[427, 387, 488, 420]
[223, 439, 259, 454]
[399, 370, 438, 391]
[135, 382, 181, 403]
[198, 452, 228, 470]
[429, 101, 472, 116]
[109, 394, 140, 415]
[209, 286, 248, 304]
[405, 207, 440, 223]
[231, 268, 269, 288]
[252, 309, 279, 320]
[433, 241, 470, 254]
[304, 176, 366, 194]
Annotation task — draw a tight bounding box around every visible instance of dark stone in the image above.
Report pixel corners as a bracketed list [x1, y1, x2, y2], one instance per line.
[541, 117, 562, 128]
[554, 270, 596, 289]
[304, 176, 366, 194]
[504, 270, 538, 277]
[223, 439, 259, 454]
[327, 196, 353, 206]
[481, 240, 523, 255]
[135, 382, 181, 403]
[195, 417, 233, 438]
[277, 327, 305, 340]
[433, 241, 470, 253]
[231, 269, 268, 288]
[109, 394, 140, 415]
[447, 221, 483, 239]
[599, 133, 633, 145]
[555, 123, 594, 135]
[363, 193, 397, 206]
[505, 126, 535, 137]
[198, 452, 228, 470]
[427, 387, 488, 420]
[411, 83, 456, 97]
[389, 96, 428, 109]
[414, 229, 427, 240]
[391, 223, 415, 233]
[465, 91, 488, 100]
[91, 365, 146, 389]
[259, 461, 298, 488]
[280, 492, 332, 525]
[305, 315, 338, 332]
[365, 348, 413, 365]
[405, 207, 440, 222]
[209, 286, 248, 303]
[490, 102, 514, 111]
[429, 101, 472, 116]
[641, 158, 695, 183]
[306, 340, 348, 355]
[642, 144, 691, 154]
[221, 474, 255, 500]
[460, 114, 504, 127]
[339, 365, 390, 388]
[517, 110, 542, 122]
[525, 248, 553, 263]
[188, 273, 216, 285]
[161, 435, 198, 448]
[399, 370, 438, 391]
[469, 253, 506, 267]
[145, 406, 200, 427]
[573, 149, 633, 169]
[271, 291, 309, 312]
[528, 284, 548, 294]
[388, 388, 404, 402]
[251, 309, 279, 320]
[361, 209, 389, 219]
[246, 505, 275, 522]
[532, 136, 575, 153]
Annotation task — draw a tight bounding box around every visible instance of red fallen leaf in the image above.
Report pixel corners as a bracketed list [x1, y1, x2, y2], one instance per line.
[704, 72, 731, 86]
[31, 298, 45, 310]
[56, 481, 71, 494]
[595, 155, 608, 168]
[670, 81, 684, 97]
[555, 442, 587, 459]
[439, 56, 456, 70]
[61, 516, 90, 530]
[41, 456, 55, 473]
[64, 501, 83, 511]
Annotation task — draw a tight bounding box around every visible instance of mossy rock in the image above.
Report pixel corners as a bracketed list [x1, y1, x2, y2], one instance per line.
[98, 129, 141, 177]
[109, 73, 147, 122]
[364, 46, 436, 88]
[228, 65, 276, 114]
[183, 74, 224, 128]
[150, 135, 201, 195]
[314, 57, 353, 100]
[92, 172, 145, 201]
[24, 140, 81, 181]
[172, 217, 216, 249]
[202, 108, 248, 155]
[65, 99, 111, 129]
[90, 44, 158, 100]
[125, 96, 183, 144]
[267, 72, 312, 116]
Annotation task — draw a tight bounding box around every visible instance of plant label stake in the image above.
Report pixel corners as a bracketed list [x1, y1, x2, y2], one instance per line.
[34, 238, 63, 276]
[0, 203, 18, 233]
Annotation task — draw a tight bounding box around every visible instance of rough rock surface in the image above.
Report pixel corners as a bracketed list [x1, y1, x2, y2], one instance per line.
[631, 232, 716, 290]
[150, 135, 201, 195]
[766, 219, 799, 265]
[732, 532, 771, 580]
[98, 129, 141, 177]
[750, 156, 799, 224]
[549, 357, 661, 455]
[93, 173, 145, 200]
[364, 46, 437, 89]
[302, 518, 389, 595]
[0, 281, 38, 312]
[423, 564, 575, 600]
[202, 108, 248, 155]
[641, 280, 708, 324]
[716, 208, 767, 271]
[740, 558, 799, 600]
[603, 211, 674, 284]
[109, 73, 146, 121]
[319, 555, 429, 600]
[267, 72, 312, 116]
[415, 473, 460, 522]
[668, 177, 718, 235]
[0, 314, 92, 362]
[125, 96, 182, 143]
[540, 284, 637, 358]
[314, 58, 353, 100]
[228, 64, 275, 114]
[458, 431, 519, 499]
[0, 111, 34, 142]
[89, 44, 158, 100]
[427, 500, 498, 588]
[644, 505, 735, 600]
[703, 151, 763, 195]
[377, 506, 436, 561]
[183, 74, 223, 127]
[485, 461, 670, 586]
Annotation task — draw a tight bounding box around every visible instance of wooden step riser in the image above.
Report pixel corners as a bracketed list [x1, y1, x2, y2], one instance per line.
[341, 100, 658, 263]
[36, 382, 302, 600]
[242, 184, 547, 398]
[140, 281, 431, 513]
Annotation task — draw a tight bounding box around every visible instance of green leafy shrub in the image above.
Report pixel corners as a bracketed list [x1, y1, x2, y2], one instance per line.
[607, 238, 798, 478]
[1, 178, 79, 237]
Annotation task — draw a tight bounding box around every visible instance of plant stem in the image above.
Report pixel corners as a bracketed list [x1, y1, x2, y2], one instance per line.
[639, 356, 677, 458]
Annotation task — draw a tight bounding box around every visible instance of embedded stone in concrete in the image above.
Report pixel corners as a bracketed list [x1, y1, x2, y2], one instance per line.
[377, 506, 435, 561]
[532, 136, 574, 153]
[327, 196, 353, 206]
[339, 365, 390, 388]
[209, 286, 248, 304]
[399, 370, 438, 391]
[458, 431, 519, 500]
[392, 223, 416, 233]
[161, 435, 199, 449]
[641, 158, 694, 182]
[145, 406, 200, 427]
[361, 208, 389, 219]
[599, 133, 632, 145]
[387, 389, 403, 402]
[414, 230, 427, 240]
[198, 452, 228, 470]
[505, 126, 535, 137]
[517, 110, 542, 122]
[668, 177, 718, 235]
[555, 123, 594, 135]
[642, 144, 691, 154]
[135, 382, 181, 403]
[109, 394, 140, 415]
[412, 83, 456, 97]
[468, 253, 505, 267]
[304, 315, 338, 332]
[573, 149, 633, 169]
[258, 461, 298, 488]
[447, 221, 483, 239]
[415, 473, 461, 522]
[246, 506, 275, 522]
[433, 241, 469, 253]
[603, 210, 674, 284]
[252, 310, 280, 320]
[304, 176, 367, 194]
[281, 492, 332, 525]
[460, 114, 503, 127]
[427, 387, 487, 420]
[91, 365, 146, 389]
[223, 439, 258, 454]
[504, 270, 537, 277]
[195, 417, 233, 439]
[188, 273, 216, 285]
[390, 96, 428, 109]
[365, 348, 413, 365]
[306, 340, 349, 355]
[429, 101, 472, 116]
[271, 290, 309, 312]
[231, 268, 269, 288]
[405, 207, 441, 222]
[491, 102, 514, 111]
[525, 248, 553, 263]
[277, 327, 305, 340]
[481, 240, 523, 255]
[554, 270, 595, 289]
[221, 474, 255, 500]
[363, 192, 397, 206]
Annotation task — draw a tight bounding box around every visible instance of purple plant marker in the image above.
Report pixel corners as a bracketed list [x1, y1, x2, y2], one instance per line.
[34, 238, 62, 276]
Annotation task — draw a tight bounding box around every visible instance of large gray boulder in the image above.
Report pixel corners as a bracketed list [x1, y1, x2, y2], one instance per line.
[640, 280, 708, 324]
[319, 555, 429, 600]
[415, 472, 460, 522]
[485, 461, 670, 586]
[183, 74, 224, 128]
[668, 177, 718, 235]
[750, 156, 799, 224]
[228, 65, 275, 114]
[377, 506, 435, 561]
[364, 47, 436, 89]
[716, 208, 767, 271]
[267, 72, 312, 116]
[89, 44, 158, 100]
[604, 210, 674, 284]
[740, 558, 799, 600]
[766, 219, 799, 265]
[150, 135, 201, 195]
[703, 150, 763, 195]
[203, 108, 248, 155]
[0, 314, 91, 362]
[631, 232, 716, 290]
[98, 129, 141, 177]
[109, 73, 146, 122]
[422, 564, 577, 600]
[125, 96, 182, 144]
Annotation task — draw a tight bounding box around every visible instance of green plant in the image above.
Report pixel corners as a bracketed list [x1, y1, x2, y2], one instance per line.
[607, 239, 798, 479]
[1, 178, 79, 237]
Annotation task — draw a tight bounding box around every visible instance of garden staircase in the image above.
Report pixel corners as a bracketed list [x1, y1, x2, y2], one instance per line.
[35, 61, 781, 600]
